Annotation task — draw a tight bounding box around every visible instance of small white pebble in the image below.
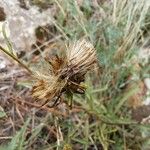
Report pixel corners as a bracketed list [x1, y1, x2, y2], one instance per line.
[143, 97, 150, 105]
[0, 58, 6, 70]
[144, 78, 150, 90]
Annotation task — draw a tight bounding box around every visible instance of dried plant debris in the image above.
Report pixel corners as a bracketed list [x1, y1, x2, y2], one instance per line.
[30, 0, 54, 10]
[31, 24, 59, 55]
[0, 7, 6, 21]
[132, 105, 150, 123]
[32, 39, 97, 107]
[126, 80, 146, 109]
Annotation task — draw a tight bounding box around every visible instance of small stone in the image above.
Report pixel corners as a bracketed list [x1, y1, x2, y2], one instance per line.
[144, 78, 150, 90]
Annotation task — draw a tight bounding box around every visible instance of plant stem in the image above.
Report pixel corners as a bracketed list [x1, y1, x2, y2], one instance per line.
[0, 45, 32, 74]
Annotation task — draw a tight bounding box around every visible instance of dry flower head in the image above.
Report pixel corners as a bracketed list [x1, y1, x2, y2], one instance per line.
[31, 39, 97, 107]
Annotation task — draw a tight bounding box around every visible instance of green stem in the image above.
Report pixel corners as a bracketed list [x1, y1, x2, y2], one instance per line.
[0, 45, 32, 74]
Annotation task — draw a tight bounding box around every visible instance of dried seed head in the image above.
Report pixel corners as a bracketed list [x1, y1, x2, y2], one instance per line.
[66, 39, 97, 74]
[31, 39, 97, 105]
[31, 62, 66, 104]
